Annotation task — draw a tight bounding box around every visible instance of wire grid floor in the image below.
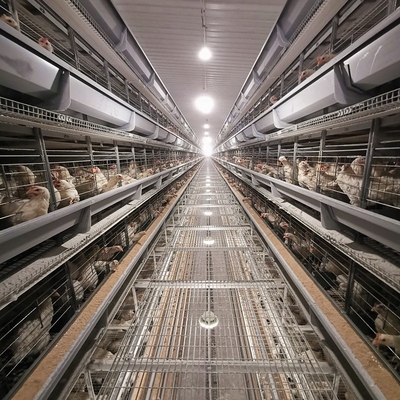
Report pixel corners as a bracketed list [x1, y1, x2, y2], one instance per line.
[89, 162, 343, 400]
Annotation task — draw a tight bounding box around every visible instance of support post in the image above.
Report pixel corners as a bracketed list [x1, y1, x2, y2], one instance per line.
[316, 130, 327, 193]
[104, 60, 112, 91]
[6, 0, 20, 31]
[68, 26, 80, 69]
[329, 16, 339, 53]
[114, 141, 121, 173]
[33, 128, 58, 211]
[298, 52, 304, 84]
[359, 119, 380, 209]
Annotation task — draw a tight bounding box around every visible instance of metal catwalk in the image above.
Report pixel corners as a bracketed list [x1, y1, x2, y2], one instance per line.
[87, 160, 345, 400]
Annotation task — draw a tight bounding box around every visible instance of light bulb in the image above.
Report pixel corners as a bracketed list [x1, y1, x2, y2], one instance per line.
[204, 211, 212, 216]
[199, 47, 212, 61]
[195, 95, 214, 114]
[203, 239, 215, 245]
[204, 124, 210, 129]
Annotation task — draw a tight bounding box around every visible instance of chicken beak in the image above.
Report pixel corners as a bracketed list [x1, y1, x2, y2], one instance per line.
[26, 186, 36, 195]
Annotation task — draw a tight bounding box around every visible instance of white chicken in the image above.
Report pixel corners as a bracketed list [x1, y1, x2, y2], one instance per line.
[124, 161, 138, 178]
[278, 156, 296, 184]
[297, 160, 316, 191]
[78, 263, 98, 292]
[371, 303, 400, 335]
[38, 37, 53, 53]
[137, 168, 154, 179]
[10, 165, 36, 197]
[0, 186, 50, 225]
[53, 179, 79, 207]
[72, 280, 84, 304]
[336, 274, 365, 309]
[319, 259, 343, 276]
[93, 259, 119, 274]
[260, 212, 281, 228]
[335, 164, 362, 206]
[299, 69, 315, 82]
[107, 164, 118, 177]
[51, 165, 74, 184]
[129, 220, 140, 235]
[102, 174, 123, 192]
[10, 294, 54, 364]
[91, 166, 108, 192]
[369, 175, 400, 207]
[270, 95, 279, 104]
[337, 162, 400, 207]
[96, 245, 124, 261]
[372, 333, 400, 366]
[91, 244, 122, 274]
[315, 163, 338, 192]
[258, 163, 278, 177]
[316, 53, 335, 67]
[0, 14, 18, 29]
[131, 230, 147, 245]
[122, 174, 137, 185]
[350, 156, 365, 176]
[283, 232, 312, 259]
[50, 176, 62, 208]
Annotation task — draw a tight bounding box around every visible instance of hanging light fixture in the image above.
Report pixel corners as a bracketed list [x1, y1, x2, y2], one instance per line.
[195, 95, 214, 114]
[199, 46, 211, 60]
[196, 1, 214, 115]
[199, 4, 212, 61]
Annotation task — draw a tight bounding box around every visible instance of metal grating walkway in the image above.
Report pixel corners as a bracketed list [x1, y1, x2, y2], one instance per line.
[88, 160, 345, 400]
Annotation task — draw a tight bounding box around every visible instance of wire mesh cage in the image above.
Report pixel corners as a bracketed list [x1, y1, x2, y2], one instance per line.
[62, 163, 357, 400]
[218, 163, 400, 384]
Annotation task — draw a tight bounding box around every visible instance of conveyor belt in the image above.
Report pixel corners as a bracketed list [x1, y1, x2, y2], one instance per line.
[83, 160, 353, 400]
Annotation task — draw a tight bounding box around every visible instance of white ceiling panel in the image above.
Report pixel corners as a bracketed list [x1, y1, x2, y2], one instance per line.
[112, 0, 287, 144]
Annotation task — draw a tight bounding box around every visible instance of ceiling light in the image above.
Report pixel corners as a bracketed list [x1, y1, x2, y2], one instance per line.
[206, 183, 210, 187]
[202, 147, 212, 157]
[203, 238, 215, 245]
[199, 46, 212, 61]
[204, 211, 212, 216]
[204, 131, 209, 136]
[206, 179, 210, 182]
[199, 311, 219, 329]
[204, 124, 210, 129]
[206, 189, 210, 192]
[195, 95, 214, 114]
